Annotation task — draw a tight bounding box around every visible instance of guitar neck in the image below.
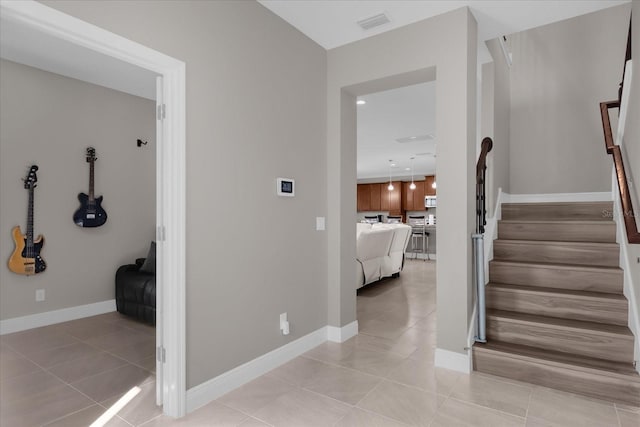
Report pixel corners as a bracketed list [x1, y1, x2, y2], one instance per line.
[26, 187, 34, 248]
[89, 160, 95, 201]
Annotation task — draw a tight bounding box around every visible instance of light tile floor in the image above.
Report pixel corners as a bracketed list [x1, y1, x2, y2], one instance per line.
[2, 260, 639, 426]
[0, 311, 156, 426]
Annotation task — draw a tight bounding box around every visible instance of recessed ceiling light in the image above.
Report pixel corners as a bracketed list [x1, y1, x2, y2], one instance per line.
[405, 167, 411, 171]
[396, 134, 433, 143]
[390, 163, 396, 167]
[356, 100, 366, 105]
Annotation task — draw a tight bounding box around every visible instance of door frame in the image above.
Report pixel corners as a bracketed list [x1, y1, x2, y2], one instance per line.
[0, 1, 187, 418]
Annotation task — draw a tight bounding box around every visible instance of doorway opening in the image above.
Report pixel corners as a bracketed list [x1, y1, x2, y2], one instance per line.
[0, 1, 186, 418]
[354, 80, 438, 354]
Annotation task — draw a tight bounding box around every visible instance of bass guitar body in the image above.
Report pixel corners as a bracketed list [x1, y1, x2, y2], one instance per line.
[8, 226, 46, 275]
[73, 193, 107, 228]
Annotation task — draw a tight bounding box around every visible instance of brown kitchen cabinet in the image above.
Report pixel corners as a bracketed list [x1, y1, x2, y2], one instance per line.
[357, 184, 370, 212]
[358, 181, 403, 214]
[387, 181, 403, 215]
[369, 183, 382, 211]
[424, 175, 437, 196]
[403, 180, 426, 211]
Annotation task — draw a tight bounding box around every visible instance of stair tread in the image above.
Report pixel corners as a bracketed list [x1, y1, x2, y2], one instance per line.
[487, 309, 633, 337]
[487, 283, 627, 300]
[502, 202, 612, 207]
[489, 259, 622, 272]
[499, 219, 614, 224]
[494, 239, 619, 248]
[474, 340, 640, 379]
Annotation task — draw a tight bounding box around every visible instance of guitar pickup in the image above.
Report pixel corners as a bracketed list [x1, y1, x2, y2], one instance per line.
[86, 214, 96, 219]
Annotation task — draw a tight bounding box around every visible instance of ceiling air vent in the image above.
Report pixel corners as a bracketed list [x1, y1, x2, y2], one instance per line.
[357, 13, 391, 31]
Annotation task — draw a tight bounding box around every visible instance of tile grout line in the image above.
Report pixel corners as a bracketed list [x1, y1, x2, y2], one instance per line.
[447, 396, 528, 421]
[524, 384, 533, 422]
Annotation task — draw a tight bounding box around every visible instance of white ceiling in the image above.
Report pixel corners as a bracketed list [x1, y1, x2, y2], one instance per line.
[259, 0, 629, 180]
[357, 82, 436, 180]
[258, 0, 629, 51]
[0, 14, 158, 100]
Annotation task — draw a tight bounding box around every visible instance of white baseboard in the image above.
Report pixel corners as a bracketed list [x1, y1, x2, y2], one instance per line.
[186, 326, 329, 413]
[0, 300, 116, 335]
[434, 347, 471, 374]
[503, 191, 612, 203]
[327, 320, 358, 343]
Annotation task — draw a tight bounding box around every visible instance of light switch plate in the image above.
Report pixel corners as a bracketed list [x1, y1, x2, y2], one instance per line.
[316, 217, 325, 231]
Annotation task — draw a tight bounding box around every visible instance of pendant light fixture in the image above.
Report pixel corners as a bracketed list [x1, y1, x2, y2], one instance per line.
[409, 156, 416, 190]
[387, 160, 394, 191]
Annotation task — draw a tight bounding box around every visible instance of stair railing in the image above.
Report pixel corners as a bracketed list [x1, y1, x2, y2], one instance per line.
[473, 137, 493, 343]
[600, 18, 639, 244]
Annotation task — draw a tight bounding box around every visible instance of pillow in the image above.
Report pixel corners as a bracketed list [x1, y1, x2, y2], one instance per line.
[139, 241, 156, 274]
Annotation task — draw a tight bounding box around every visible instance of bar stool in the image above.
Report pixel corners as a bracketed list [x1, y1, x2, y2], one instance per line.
[387, 215, 402, 224]
[364, 215, 379, 223]
[408, 215, 430, 261]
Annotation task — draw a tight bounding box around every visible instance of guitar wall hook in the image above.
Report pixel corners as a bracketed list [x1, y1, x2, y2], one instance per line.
[136, 139, 148, 147]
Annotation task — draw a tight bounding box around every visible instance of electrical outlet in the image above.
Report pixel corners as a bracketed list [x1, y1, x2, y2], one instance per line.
[35, 289, 45, 302]
[280, 312, 290, 335]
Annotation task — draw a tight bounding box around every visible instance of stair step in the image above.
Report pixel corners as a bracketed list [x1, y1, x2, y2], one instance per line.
[493, 239, 619, 267]
[486, 283, 628, 325]
[486, 309, 634, 363]
[473, 341, 640, 406]
[498, 220, 616, 243]
[489, 260, 623, 294]
[501, 202, 614, 222]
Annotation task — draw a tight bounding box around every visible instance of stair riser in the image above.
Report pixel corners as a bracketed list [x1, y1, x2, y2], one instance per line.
[489, 262, 623, 294]
[473, 349, 640, 406]
[498, 222, 616, 243]
[486, 288, 628, 326]
[493, 241, 619, 267]
[501, 203, 614, 222]
[487, 317, 634, 363]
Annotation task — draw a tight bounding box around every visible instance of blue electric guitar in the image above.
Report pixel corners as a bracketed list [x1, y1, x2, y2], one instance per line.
[73, 147, 107, 227]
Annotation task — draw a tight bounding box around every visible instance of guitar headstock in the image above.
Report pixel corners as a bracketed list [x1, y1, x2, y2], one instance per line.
[86, 147, 97, 163]
[23, 165, 38, 189]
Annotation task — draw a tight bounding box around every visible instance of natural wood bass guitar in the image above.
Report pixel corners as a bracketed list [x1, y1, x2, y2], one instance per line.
[8, 165, 47, 275]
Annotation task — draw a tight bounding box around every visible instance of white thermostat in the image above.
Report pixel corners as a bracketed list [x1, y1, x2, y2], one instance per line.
[276, 178, 295, 197]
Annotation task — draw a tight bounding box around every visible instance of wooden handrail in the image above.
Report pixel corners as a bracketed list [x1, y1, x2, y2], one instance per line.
[599, 17, 639, 244]
[476, 137, 493, 234]
[600, 101, 640, 244]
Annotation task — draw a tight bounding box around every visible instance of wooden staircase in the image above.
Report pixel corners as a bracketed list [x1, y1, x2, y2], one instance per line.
[473, 201, 640, 405]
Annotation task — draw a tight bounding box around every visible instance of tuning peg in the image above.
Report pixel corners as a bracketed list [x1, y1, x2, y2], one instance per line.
[137, 139, 148, 147]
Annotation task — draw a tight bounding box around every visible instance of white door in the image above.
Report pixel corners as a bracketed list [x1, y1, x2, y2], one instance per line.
[155, 75, 164, 406]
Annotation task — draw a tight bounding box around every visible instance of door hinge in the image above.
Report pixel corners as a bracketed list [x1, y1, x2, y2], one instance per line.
[157, 104, 166, 120]
[157, 346, 166, 363]
[157, 225, 166, 242]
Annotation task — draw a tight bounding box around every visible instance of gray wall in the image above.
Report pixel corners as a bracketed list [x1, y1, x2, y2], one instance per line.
[621, 1, 640, 321]
[483, 38, 511, 215]
[508, 4, 631, 194]
[327, 7, 477, 356]
[42, 0, 328, 389]
[624, 1, 639, 211]
[0, 59, 155, 320]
